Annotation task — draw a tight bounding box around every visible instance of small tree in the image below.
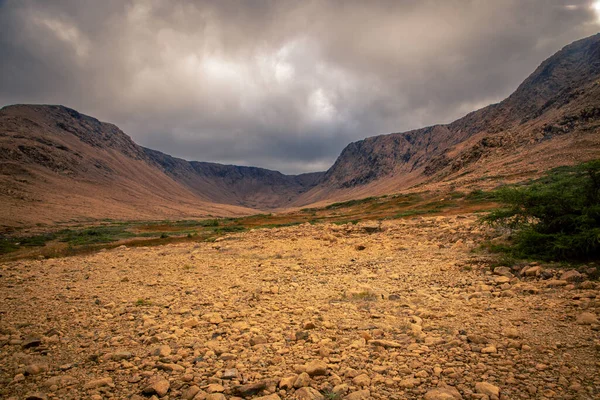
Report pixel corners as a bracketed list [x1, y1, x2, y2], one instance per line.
[484, 160, 600, 261]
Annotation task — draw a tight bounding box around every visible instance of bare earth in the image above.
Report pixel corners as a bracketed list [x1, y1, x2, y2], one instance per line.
[1, 216, 599, 400]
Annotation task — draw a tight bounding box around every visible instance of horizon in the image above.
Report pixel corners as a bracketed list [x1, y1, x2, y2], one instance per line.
[1, 1, 600, 174]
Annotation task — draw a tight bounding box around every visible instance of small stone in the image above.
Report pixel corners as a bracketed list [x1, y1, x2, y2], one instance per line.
[295, 387, 325, 400]
[24, 363, 48, 376]
[22, 337, 42, 349]
[523, 266, 541, 276]
[207, 384, 225, 393]
[424, 385, 463, 400]
[294, 372, 312, 388]
[303, 321, 317, 329]
[560, 270, 582, 282]
[399, 377, 420, 388]
[576, 312, 598, 325]
[352, 373, 371, 387]
[222, 368, 239, 380]
[503, 327, 520, 338]
[279, 375, 297, 390]
[345, 389, 371, 400]
[475, 382, 500, 396]
[153, 345, 171, 357]
[109, 350, 133, 360]
[493, 267, 513, 278]
[481, 345, 497, 353]
[25, 394, 47, 400]
[254, 395, 281, 400]
[84, 377, 114, 389]
[183, 317, 200, 328]
[250, 335, 268, 346]
[206, 394, 227, 400]
[233, 381, 267, 397]
[369, 339, 405, 348]
[305, 360, 328, 376]
[182, 385, 201, 400]
[545, 279, 567, 287]
[142, 376, 170, 397]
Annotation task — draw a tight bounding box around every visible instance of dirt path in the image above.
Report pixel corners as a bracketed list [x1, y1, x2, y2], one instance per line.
[1, 215, 598, 400]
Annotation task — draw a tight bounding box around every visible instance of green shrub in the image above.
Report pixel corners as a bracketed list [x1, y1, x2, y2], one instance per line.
[483, 160, 600, 261]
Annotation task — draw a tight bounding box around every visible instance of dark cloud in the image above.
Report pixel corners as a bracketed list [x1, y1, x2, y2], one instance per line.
[1, 0, 599, 173]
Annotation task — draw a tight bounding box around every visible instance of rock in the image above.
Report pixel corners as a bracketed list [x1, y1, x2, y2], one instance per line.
[345, 389, 371, 400]
[352, 373, 371, 387]
[206, 394, 227, 400]
[24, 363, 48, 375]
[467, 334, 487, 344]
[305, 360, 328, 376]
[43, 375, 77, 388]
[424, 385, 463, 400]
[333, 383, 349, 395]
[250, 335, 268, 346]
[369, 339, 405, 348]
[25, 394, 47, 400]
[109, 350, 133, 360]
[158, 362, 185, 372]
[182, 385, 201, 400]
[523, 266, 541, 276]
[475, 382, 500, 396]
[576, 312, 598, 325]
[153, 344, 171, 357]
[233, 381, 267, 397]
[142, 376, 170, 397]
[22, 336, 42, 349]
[560, 270, 582, 282]
[399, 377, 420, 388]
[84, 377, 114, 389]
[280, 375, 297, 389]
[303, 321, 317, 329]
[493, 267, 513, 278]
[183, 317, 200, 328]
[207, 384, 225, 393]
[223, 368, 239, 380]
[481, 345, 497, 353]
[503, 327, 520, 338]
[545, 279, 567, 287]
[255, 395, 281, 400]
[494, 276, 511, 284]
[202, 313, 223, 324]
[294, 372, 312, 388]
[295, 387, 325, 400]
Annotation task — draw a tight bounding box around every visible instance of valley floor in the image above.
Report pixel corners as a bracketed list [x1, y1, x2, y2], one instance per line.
[0, 215, 599, 400]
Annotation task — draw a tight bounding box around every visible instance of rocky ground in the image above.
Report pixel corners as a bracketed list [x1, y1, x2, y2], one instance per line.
[1, 215, 599, 400]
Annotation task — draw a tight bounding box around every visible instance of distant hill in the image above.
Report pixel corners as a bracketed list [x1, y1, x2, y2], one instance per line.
[1, 34, 599, 228]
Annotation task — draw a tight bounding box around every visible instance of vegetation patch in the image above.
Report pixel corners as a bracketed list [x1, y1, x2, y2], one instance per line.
[483, 160, 600, 261]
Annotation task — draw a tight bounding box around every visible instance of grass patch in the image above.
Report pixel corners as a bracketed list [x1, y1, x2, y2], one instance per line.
[325, 197, 376, 210]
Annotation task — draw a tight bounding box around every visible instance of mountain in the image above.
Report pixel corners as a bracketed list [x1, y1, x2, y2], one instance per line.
[0, 105, 321, 229]
[294, 33, 600, 204]
[1, 34, 599, 228]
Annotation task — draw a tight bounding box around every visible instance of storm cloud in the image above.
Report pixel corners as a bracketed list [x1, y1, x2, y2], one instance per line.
[1, 0, 599, 173]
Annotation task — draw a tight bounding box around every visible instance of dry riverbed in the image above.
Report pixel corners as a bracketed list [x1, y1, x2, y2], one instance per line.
[1, 215, 599, 400]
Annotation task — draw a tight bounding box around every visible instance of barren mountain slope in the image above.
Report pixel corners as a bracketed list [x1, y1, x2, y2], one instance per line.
[296, 33, 600, 205]
[143, 148, 323, 210]
[0, 104, 325, 228]
[0, 105, 255, 229]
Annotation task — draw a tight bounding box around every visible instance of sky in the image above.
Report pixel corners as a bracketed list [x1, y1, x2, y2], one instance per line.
[1, 1, 599, 174]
